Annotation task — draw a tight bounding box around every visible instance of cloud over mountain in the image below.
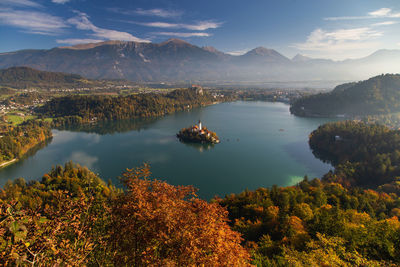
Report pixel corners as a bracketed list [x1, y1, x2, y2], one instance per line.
[67, 11, 150, 42]
[138, 21, 222, 31]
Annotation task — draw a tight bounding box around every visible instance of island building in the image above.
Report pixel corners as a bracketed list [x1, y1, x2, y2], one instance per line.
[178, 120, 220, 144]
[191, 120, 209, 136]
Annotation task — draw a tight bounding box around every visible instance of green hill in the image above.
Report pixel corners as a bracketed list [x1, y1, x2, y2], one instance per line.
[37, 87, 220, 126]
[290, 74, 400, 117]
[0, 66, 95, 89]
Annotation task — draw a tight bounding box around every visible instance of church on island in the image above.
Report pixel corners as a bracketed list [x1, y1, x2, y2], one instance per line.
[177, 120, 220, 144]
[192, 120, 206, 135]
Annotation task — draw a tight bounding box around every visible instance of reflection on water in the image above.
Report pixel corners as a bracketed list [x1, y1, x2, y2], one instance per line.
[57, 117, 159, 135]
[20, 137, 53, 160]
[0, 138, 52, 182]
[179, 141, 215, 152]
[69, 151, 99, 169]
[282, 140, 333, 179]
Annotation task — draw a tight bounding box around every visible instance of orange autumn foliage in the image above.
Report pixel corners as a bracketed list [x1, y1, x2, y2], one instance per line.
[0, 192, 105, 266]
[110, 164, 252, 266]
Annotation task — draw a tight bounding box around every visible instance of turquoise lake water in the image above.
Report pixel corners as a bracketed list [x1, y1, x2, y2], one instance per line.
[0, 101, 334, 199]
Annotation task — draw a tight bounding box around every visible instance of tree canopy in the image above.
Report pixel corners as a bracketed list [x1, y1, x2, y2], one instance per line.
[309, 120, 400, 187]
[0, 163, 250, 266]
[38, 88, 222, 127]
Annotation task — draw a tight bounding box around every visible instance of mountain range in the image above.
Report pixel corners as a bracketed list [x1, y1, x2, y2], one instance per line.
[0, 39, 399, 86]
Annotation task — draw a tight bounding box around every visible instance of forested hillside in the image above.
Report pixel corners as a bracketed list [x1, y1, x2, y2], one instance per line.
[38, 87, 223, 126]
[0, 66, 96, 89]
[0, 120, 52, 165]
[0, 163, 250, 266]
[217, 178, 400, 266]
[214, 120, 400, 265]
[2, 161, 400, 265]
[309, 121, 400, 188]
[290, 74, 400, 117]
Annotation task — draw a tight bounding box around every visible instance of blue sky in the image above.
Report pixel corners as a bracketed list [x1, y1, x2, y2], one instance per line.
[0, 0, 400, 60]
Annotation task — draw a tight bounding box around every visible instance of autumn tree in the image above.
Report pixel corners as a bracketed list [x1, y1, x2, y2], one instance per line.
[110, 164, 251, 266]
[0, 192, 109, 266]
[0, 162, 115, 266]
[283, 233, 383, 266]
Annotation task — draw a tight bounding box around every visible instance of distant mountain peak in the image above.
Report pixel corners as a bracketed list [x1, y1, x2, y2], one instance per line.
[292, 54, 311, 62]
[202, 46, 219, 53]
[248, 47, 276, 56]
[365, 49, 400, 58]
[372, 48, 398, 53]
[241, 47, 290, 63]
[59, 40, 130, 50]
[160, 38, 192, 46]
[201, 46, 227, 57]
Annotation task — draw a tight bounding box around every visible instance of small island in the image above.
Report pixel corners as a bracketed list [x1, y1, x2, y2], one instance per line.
[177, 120, 220, 144]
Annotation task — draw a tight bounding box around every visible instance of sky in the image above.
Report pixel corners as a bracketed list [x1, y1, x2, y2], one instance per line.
[0, 0, 400, 60]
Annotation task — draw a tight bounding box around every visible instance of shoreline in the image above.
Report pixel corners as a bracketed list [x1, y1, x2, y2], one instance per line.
[0, 158, 17, 169]
[50, 101, 221, 128]
[0, 136, 53, 171]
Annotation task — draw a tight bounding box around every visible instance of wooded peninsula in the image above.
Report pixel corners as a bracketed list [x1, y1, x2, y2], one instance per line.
[290, 74, 400, 117]
[38, 87, 227, 127]
[0, 120, 52, 167]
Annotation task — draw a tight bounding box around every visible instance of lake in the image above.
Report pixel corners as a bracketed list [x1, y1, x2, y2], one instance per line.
[0, 101, 334, 199]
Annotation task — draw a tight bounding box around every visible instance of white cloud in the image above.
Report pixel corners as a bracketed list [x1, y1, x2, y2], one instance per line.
[372, 21, 398, 26]
[138, 21, 222, 31]
[56, 38, 105, 45]
[134, 8, 182, 18]
[325, 7, 400, 21]
[67, 11, 150, 42]
[0, 0, 41, 8]
[369, 8, 400, 18]
[293, 27, 382, 60]
[325, 16, 368, 21]
[369, 8, 391, 17]
[226, 49, 249, 56]
[154, 32, 211, 37]
[108, 7, 182, 18]
[325, 27, 382, 41]
[67, 11, 96, 31]
[389, 12, 400, 18]
[0, 9, 67, 35]
[52, 0, 70, 4]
